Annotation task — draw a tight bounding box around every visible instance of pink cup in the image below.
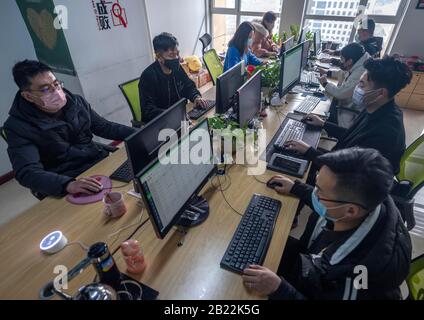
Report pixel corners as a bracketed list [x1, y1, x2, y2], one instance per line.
[103, 192, 127, 219]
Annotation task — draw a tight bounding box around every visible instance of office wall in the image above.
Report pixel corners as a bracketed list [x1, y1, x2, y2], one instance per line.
[0, 1, 38, 175]
[55, 0, 153, 126]
[390, 0, 424, 57]
[145, 0, 207, 57]
[280, 0, 306, 36]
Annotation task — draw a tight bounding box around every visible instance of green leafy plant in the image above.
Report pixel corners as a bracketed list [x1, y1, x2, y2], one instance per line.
[290, 24, 300, 41]
[272, 33, 280, 45]
[306, 31, 314, 41]
[252, 61, 280, 90]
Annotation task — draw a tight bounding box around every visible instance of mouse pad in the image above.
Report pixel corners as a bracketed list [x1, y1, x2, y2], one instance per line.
[66, 175, 112, 205]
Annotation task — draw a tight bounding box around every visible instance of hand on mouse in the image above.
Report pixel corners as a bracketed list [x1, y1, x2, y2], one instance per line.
[66, 177, 103, 195]
[302, 114, 325, 128]
[283, 140, 311, 155]
[268, 176, 295, 195]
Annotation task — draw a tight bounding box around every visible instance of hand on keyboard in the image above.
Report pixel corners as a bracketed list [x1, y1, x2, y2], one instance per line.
[302, 114, 325, 128]
[268, 176, 295, 195]
[242, 265, 282, 296]
[283, 140, 311, 155]
[194, 97, 208, 109]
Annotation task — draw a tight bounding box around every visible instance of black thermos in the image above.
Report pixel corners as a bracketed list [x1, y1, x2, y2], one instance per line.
[88, 242, 121, 290]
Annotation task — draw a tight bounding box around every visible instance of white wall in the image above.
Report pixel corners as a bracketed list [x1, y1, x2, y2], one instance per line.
[280, 0, 306, 37]
[390, 0, 424, 57]
[55, 0, 153, 127]
[145, 0, 207, 57]
[0, 0, 38, 175]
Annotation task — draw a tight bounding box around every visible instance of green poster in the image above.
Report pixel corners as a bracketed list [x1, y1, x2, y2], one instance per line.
[16, 0, 76, 75]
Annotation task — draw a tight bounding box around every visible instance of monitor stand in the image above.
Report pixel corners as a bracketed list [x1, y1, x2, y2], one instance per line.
[176, 195, 209, 228]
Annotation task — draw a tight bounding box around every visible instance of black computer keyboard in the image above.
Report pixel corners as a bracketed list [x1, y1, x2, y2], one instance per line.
[220, 194, 281, 274]
[110, 160, 133, 183]
[188, 100, 216, 120]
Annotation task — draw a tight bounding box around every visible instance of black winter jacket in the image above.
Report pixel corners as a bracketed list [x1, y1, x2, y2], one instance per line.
[269, 181, 412, 300]
[305, 99, 406, 174]
[4, 89, 135, 197]
[138, 61, 201, 123]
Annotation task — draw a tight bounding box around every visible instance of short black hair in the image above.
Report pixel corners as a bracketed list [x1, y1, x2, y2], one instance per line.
[229, 21, 255, 57]
[263, 11, 277, 24]
[363, 56, 413, 97]
[317, 148, 394, 210]
[12, 60, 52, 90]
[340, 43, 365, 65]
[359, 18, 376, 34]
[153, 32, 179, 53]
[340, 42, 365, 64]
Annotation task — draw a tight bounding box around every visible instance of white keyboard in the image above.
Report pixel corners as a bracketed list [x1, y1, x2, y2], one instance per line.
[317, 53, 333, 60]
[274, 120, 306, 149]
[294, 96, 321, 114]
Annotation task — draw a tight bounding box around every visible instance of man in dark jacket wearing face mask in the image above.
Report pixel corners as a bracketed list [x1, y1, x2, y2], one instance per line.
[243, 148, 412, 300]
[4, 60, 136, 199]
[138, 32, 208, 124]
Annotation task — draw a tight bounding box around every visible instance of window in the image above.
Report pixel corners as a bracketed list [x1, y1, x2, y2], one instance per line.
[303, 0, 408, 55]
[316, 1, 327, 9]
[210, 0, 283, 52]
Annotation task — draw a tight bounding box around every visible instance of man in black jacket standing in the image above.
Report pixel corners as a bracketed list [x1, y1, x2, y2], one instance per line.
[139, 32, 208, 123]
[243, 148, 412, 299]
[4, 60, 136, 198]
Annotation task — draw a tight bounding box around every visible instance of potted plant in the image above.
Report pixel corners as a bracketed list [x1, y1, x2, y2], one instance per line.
[250, 61, 280, 100]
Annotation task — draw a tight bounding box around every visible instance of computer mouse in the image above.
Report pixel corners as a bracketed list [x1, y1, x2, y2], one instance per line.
[267, 179, 283, 189]
[313, 91, 325, 98]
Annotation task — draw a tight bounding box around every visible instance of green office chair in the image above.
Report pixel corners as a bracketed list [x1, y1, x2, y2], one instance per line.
[397, 134, 424, 198]
[203, 49, 223, 86]
[119, 78, 142, 128]
[0, 127, 6, 142]
[406, 254, 424, 300]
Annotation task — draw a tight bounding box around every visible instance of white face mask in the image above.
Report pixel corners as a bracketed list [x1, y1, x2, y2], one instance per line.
[247, 38, 253, 47]
[38, 89, 67, 113]
[352, 85, 381, 107]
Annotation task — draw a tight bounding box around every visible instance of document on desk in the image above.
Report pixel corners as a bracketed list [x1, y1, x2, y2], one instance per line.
[315, 61, 332, 69]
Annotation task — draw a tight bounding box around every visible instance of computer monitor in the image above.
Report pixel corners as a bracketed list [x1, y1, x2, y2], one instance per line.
[279, 42, 304, 98]
[125, 98, 187, 182]
[313, 30, 322, 56]
[301, 40, 312, 70]
[298, 26, 309, 44]
[237, 71, 262, 128]
[216, 62, 245, 114]
[279, 36, 295, 57]
[136, 119, 216, 239]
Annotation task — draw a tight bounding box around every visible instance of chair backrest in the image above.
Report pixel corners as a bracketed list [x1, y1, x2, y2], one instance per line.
[199, 33, 212, 54]
[119, 78, 141, 125]
[407, 254, 424, 300]
[0, 126, 6, 143]
[397, 134, 424, 196]
[203, 49, 223, 86]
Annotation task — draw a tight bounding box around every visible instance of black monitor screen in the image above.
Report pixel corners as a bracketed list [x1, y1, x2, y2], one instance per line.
[137, 119, 215, 239]
[238, 71, 262, 127]
[298, 26, 309, 44]
[314, 30, 322, 55]
[216, 62, 244, 114]
[301, 40, 311, 70]
[279, 43, 304, 98]
[125, 98, 187, 178]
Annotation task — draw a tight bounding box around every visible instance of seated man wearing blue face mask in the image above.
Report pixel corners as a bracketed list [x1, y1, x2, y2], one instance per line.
[284, 56, 412, 176]
[139, 32, 208, 124]
[243, 148, 412, 300]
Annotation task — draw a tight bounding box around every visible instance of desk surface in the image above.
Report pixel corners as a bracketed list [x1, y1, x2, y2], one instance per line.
[0, 86, 330, 300]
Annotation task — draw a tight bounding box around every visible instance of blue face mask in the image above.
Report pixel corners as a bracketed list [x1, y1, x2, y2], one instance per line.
[311, 188, 348, 222]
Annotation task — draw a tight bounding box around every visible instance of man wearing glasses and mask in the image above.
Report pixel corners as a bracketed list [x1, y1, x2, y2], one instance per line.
[4, 60, 136, 199]
[243, 148, 412, 300]
[139, 32, 208, 124]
